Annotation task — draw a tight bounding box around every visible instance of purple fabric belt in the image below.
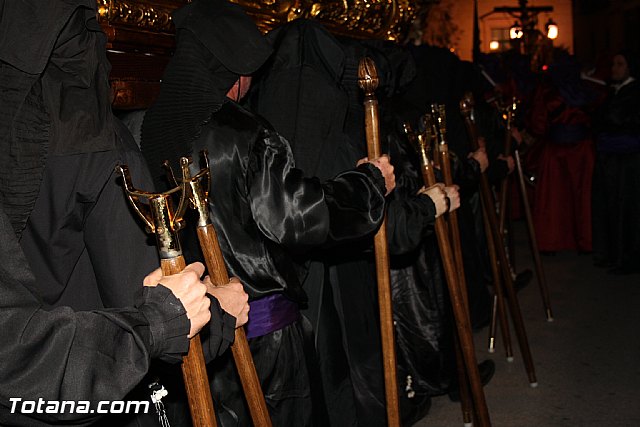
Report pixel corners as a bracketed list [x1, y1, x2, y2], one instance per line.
[549, 123, 589, 144]
[597, 133, 640, 153]
[245, 293, 300, 339]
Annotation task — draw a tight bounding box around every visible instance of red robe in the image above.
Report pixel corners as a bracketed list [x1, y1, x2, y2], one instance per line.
[529, 82, 596, 252]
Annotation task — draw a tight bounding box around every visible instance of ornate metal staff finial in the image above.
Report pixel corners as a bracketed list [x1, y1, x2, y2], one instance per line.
[402, 121, 417, 146]
[357, 57, 379, 97]
[429, 104, 447, 145]
[179, 153, 212, 228]
[460, 91, 475, 121]
[115, 165, 188, 259]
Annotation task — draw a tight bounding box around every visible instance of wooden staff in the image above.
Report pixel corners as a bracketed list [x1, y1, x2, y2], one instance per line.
[116, 165, 217, 427]
[514, 148, 554, 321]
[408, 119, 492, 427]
[497, 98, 515, 240]
[402, 122, 473, 426]
[427, 106, 477, 426]
[176, 156, 273, 427]
[430, 105, 469, 302]
[357, 57, 400, 427]
[459, 94, 538, 386]
[496, 98, 554, 322]
[459, 94, 514, 359]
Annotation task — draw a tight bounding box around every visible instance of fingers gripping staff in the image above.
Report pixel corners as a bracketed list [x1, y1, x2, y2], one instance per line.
[116, 165, 218, 427]
[169, 154, 272, 427]
[404, 121, 492, 427]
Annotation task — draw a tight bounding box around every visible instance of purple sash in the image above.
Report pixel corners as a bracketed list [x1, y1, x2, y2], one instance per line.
[597, 133, 640, 153]
[245, 293, 300, 339]
[549, 123, 589, 144]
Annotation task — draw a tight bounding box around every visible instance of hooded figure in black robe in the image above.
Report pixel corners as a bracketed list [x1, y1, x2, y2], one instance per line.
[140, 2, 388, 426]
[400, 45, 497, 329]
[248, 21, 384, 426]
[0, 1, 235, 426]
[249, 23, 458, 426]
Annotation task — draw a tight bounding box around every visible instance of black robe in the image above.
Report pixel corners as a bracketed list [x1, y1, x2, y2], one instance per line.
[0, 202, 188, 427]
[185, 100, 386, 427]
[251, 22, 454, 427]
[0, 125, 239, 426]
[0, 3, 233, 425]
[592, 79, 640, 273]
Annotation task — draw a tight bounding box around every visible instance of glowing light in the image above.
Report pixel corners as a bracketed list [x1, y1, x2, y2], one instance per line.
[509, 22, 523, 39]
[546, 19, 559, 39]
[489, 41, 500, 51]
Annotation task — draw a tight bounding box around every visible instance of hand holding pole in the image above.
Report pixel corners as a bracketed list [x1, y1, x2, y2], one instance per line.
[358, 57, 401, 427]
[406, 121, 492, 427]
[116, 165, 218, 427]
[174, 155, 272, 427]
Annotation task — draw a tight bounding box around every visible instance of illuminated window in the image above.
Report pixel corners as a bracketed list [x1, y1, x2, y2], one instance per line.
[489, 28, 512, 52]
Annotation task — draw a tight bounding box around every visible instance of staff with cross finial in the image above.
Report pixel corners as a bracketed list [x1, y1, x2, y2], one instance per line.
[173, 155, 272, 427]
[116, 165, 218, 427]
[357, 57, 401, 427]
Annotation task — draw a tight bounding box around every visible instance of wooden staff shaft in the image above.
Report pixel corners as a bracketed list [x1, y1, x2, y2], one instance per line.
[420, 163, 492, 427]
[438, 146, 469, 310]
[481, 181, 538, 384]
[160, 256, 218, 427]
[437, 141, 476, 424]
[479, 193, 513, 359]
[462, 112, 513, 357]
[499, 107, 514, 231]
[514, 150, 553, 321]
[196, 225, 273, 427]
[461, 107, 535, 381]
[453, 330, 474, 426]
[362, 95, 401, 427]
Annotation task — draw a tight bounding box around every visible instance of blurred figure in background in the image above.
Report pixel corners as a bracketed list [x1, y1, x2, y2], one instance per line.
[592, 51, 640, 274]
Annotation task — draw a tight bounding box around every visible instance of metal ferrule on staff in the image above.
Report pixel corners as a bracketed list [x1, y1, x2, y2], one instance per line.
[116, 165, 187, 259]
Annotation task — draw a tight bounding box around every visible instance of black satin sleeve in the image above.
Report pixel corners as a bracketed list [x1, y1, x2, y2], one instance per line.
[383, 121, 437, 255]
[386, 194, 436, 255]
[248, 131, 331, 249]
[249, 130, 386, 248]
[321, 162, 386, 243]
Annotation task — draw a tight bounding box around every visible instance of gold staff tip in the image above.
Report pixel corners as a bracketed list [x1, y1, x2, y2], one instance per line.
[460, 91, 475, 115]
[357, 57, 379, 94]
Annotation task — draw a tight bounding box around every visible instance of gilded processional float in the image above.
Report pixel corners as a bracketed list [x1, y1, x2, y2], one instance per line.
[96, 0, 433, 109]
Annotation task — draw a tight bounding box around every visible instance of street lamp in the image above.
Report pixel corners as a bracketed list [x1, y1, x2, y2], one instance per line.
[509, 21, 523, 39]
[545, 18, 558, 40]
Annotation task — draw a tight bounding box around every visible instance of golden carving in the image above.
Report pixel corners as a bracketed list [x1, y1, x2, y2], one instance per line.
[97, 0, 187, 33]
[97, 0, 428, 40]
